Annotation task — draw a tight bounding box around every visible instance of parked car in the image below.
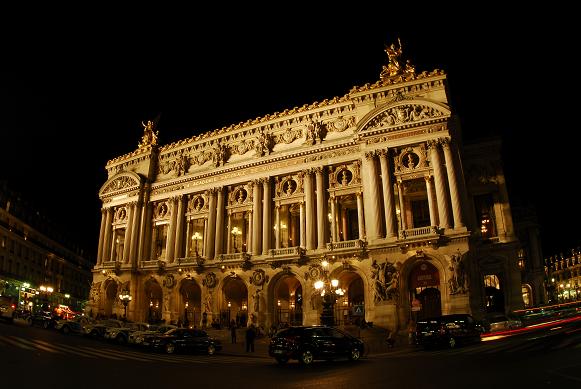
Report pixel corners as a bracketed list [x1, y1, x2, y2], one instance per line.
[268, 325, 365, 365]
[416, 314, 481, 349]
[104, 322, 151, 344]
[128, 324, 177, 346]
[55, 316, 94, 335]
[0, 296, 16, 323]
[142, 328, 222, 355]
[486, 314, 523, 333]
[83, 319, 125, 339]
[30, 310, 60, 329]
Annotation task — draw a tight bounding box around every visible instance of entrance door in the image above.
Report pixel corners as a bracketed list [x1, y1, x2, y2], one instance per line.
[417, 287, 441, 320]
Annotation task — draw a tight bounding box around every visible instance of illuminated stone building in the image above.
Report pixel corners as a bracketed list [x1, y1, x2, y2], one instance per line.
[88, 41, 543, 332]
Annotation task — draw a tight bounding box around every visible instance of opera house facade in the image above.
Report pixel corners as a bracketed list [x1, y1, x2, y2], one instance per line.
[88, 41, 544, 333]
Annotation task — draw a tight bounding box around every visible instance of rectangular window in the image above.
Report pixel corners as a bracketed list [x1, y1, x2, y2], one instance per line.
[473, 194, 497, 239]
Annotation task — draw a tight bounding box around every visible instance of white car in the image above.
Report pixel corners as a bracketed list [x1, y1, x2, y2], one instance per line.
[0, 296, 16, 323]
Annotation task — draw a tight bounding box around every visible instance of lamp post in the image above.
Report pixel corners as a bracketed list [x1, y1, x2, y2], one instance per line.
[314, 260, 344, 326]
[39, 285, 54, 311]
[231, 227, 242, 253]
[192, 232, 202, 256]
[119, 290, 132, 321]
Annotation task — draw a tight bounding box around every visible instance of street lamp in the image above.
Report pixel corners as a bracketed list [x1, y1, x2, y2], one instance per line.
[314, 260, 344, 326]
[119, 290, 132, 321]
[192, 232, 202, 256]
[231, 227, 242, 252]
[39, 285, 53, 311]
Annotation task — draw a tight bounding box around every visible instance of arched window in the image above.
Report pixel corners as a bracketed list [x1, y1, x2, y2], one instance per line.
[521, 284, 533, 308]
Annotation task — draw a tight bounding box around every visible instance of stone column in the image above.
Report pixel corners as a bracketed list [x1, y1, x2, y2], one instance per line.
[137, 198, 149, 262]
[304, 170, 315, 250]
[341, 207, 348, 240]
[123, 203, 134, 263]
[226, 213, 232, 254]
[102, 208, 113, 263]
[173, 195, 185, 260]
[247, 211, 252, 253]
[379, 150, 397, 238]
[203, 218, 208, 257]
[97, 209, 107, 265]
[129, 200, 141, 266]
[215, 188, 225, 257]
[141, 203, 153, 261]
[362, 151, 383, 241]
[165, 197, 178, 262]
[150, 224, 158, 259]
[397, 181, 407, 230]
[262, 178, 272, 255]
[428, 140, 452, 229]
[330, 196, 337, 242]
[315, 167, 326, 249]
[299, 202, 305, 248]
[252, 180, 262, 255]
[206, 190, 217, 258]
[275, 205, 281, 249]
[442, 138, 465, 229]
[185, 218, 192, 257]
[356, 192, 365, 239]
[425, 175, 438, 226]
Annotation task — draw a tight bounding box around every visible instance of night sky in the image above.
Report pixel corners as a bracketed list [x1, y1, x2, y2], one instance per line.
[1, 9, 576, 262]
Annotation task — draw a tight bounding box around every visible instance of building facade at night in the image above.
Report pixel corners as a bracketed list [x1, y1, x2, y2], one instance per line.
[0, 182, 93, 312]
[88, 42, 544, 332]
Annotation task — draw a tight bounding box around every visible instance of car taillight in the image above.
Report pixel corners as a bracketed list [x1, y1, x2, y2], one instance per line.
[11, 304, 16, 309]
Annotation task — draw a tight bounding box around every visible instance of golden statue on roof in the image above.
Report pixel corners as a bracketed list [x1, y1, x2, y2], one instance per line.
[138, 118, 159, 148]
[380, 37, 415, 82]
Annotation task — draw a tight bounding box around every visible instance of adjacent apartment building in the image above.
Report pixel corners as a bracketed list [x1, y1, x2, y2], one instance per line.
[88, 40, 545, 333]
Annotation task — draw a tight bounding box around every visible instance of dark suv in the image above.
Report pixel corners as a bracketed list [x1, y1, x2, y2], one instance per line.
[416, 314, 481, 349]
[268, 325, 364, 365]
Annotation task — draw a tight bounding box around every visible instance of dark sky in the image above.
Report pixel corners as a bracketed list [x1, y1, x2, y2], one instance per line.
[0, 9, 576, 262]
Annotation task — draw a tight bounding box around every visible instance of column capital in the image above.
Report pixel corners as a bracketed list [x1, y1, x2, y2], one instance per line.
[301, 168, 313, 177]
[364, 150, 378, 160]
[313, 166, 324, 176]
[378, 149, 390, 158]
[424, 175, 433, 183]
[426, 139, 440, 150]
[261, 176, 271, 185]
[439, 137, 452, 148]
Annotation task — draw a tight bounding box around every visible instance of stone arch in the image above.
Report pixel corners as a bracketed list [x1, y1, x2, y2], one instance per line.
[475, 254, 511, 314]
[144, 277, 163, 324]
[328, 264, 369, 325]
[356, 97, 451, 134]
[102, 278, 120, 319]
[219, 274, 249, 328]
[268, 270, 306, 327]
[178, 277, 202, 327]
[98, 171, 143, 198]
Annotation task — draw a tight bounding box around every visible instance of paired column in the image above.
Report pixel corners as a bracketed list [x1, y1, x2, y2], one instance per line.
[362, 151, 383, 240]
[378, 150, 397, 238]
[252, 180, 262, 255]
[262, 178, 272, 255]
[173, 195, 185, 261]
[356, 192, 365, 239]
[299, 202, 305, 248]
[165, 197, 178, 262]
[129, 201, 141, 265]
[424, 176, 438, 226]
[330, 196, 337, 242]
[274, 206, 281, 249]
[226, 213, 232, 254]
[428, 140, 452, 229]
[397, 181, 407, 230]
[315, 167, 327, 249]
[205, 189, 217, 258]
[304, 170, 316, 250]
[97, 209, 107, 265]
[214, 188, 225, 257]
[122, 203, 134, 263]
[441, 138, 465, 229]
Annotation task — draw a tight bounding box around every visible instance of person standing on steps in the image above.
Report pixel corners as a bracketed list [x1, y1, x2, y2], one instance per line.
[230, 319, 237, 344]
[246, 323, 256, 352]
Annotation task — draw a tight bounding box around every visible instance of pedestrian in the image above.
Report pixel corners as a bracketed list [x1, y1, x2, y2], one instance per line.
[246, 323, 256, 352]
[386, 328, 395, 348]
[230, 319, 237, 344]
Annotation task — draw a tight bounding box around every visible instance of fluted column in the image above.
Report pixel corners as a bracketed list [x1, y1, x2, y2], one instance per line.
[123, 203, 134, 263]
[247, 210, 252, 252]
[214, 188, 225, 257]
[341, 207, 348, 240]
[102, 208, 113, 262]
[425, 176, 438, 226]
[262, 178, 272, 255]
[356, 192, 365, 239]
[252, 180, 262, 255]
[173, 195, 185, 260]
[203, 218, 208, 257]
[226, 213, 232, 254]
[315, 167, 326, 249]
[397, 181, 407, 230]
[299, 202, 305, 248]
[129, 200, 141, 265]
[141, 203, 153, 260]
[428, 140, 452, 229]
[330, 196, 337, 242]
[275, 206, 281, 249]
[441, 138, 465, 229]
[304, 170, 315, 250]
[362, 151, 383, 240]
[185, 218, 192, 257]
[206, 190, 217, 258]
[379, 150, 397, 238]
[137, 196, 149, 261]
[97, 209, 107, 265]
[165, 197, 178, 262]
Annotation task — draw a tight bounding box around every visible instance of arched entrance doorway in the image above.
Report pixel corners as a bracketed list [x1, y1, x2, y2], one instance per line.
[180, 278, 202, 328]
[484, 274, 504, 313]
[409, 261, 441, 321]
[103, 280, 119, 319]
[221, 276, 248, 327]
[273, 274, 303, 326]
[334, 272, 365, 326]
[145, 279, 163, 324]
